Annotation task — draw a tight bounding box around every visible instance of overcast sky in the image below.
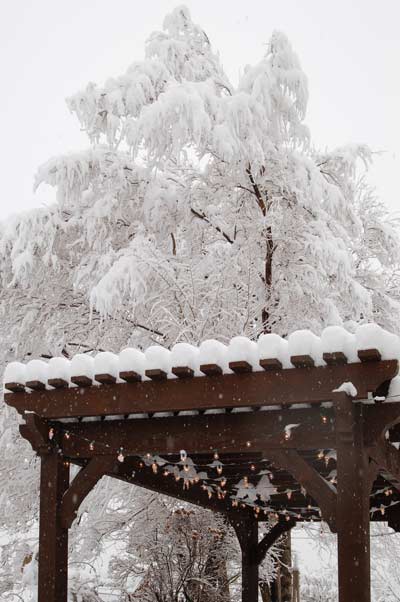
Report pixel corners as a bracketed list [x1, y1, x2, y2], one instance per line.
[1, 0, 399, 219]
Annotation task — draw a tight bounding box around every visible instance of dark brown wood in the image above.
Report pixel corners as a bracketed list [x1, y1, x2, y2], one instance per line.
[95, 373, 116, 384]
[290, 354, 314, 368]
[230, 517, 259, 602]
[6, 360, 397, 419]
[256, 517, 295, 563]
[38, 452, 69, 602]
[266, 449, 337, 531]
[259, 358, 282, 371]
[60, 456, 116, 528]
[4, 381, 25, 392]
[60, 409, 336, 458]
[119, 370, 142, 382]
[19, 413, 53, 455]
[70, 375, 92, 387]
[26, 380, 46, 391]
[229, 361, 253, 374]
[363, 403, 400, 445]
[358, 348, 382, 362]
[323, 352, 348, 365]
[171, 366, 194, 378]
[110, 456, 257, 520]
[368, 440, 400, 491]
[48, 378, 69, 389]
[200, 363, 223, 376]
[145, 368, 167, 381]
[334, 391, 371, 602]
[8, 357, 400, 602]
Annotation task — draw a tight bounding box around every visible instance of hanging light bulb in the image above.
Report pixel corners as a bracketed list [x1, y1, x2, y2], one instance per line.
[184, 464, 190, 472]
[152, 462, 158, 474]
[220, 477, 227, 488]
[243, 476, 249, 488]
[250, 464, 256, 472]
[380, 505, 385, 516]
[117, 448, 125, 463]
[180, 449, 187, 462]
[216, 465, 223, 475]
[321, 414, 328, 424]
[64, 431, 71, 440]
[246, 441, 251, 448]
[163, 469, 169, 477]
[287, 490, 292, 500]
[89, 441, 94, 451]
[48, 428, 55, 441]
[317, 450, 324, 460]
[213, 451, 219, 460]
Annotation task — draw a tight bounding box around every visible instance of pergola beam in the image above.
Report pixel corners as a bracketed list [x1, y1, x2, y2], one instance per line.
[59, 410, 336, 458]
[5, 359, 397, 419]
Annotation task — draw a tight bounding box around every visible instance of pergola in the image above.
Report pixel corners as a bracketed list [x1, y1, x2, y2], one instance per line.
[4, 340, 400, 602]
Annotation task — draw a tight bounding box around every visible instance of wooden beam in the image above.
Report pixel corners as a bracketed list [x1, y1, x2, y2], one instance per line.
[256, 517, 296, 564]
[266, 449, 337, 532]
[5, 360, 397, 419]
[230, 517, 259, 602]
[59, 409, 336, 458]
[60, 456, 116, 528]
[363, 403, 400, 446]
[38, 452, 69, 602]
[19, 413, 53, 455]
[334, 391, 371, 602]
[368, 440, 400, 491]
[106, 456, 260, 522]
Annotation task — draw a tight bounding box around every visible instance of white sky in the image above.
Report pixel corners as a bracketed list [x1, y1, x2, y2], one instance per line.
[1, 0, 399, 219]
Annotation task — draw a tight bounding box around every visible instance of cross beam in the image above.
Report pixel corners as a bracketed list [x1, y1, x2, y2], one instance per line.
[5, 359, 397, 419]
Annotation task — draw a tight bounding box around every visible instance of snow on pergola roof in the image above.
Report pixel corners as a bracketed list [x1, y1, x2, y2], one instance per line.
[4, 323, 400, 397]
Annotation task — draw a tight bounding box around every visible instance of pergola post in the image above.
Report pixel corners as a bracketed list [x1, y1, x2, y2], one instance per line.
[38, 451, 70, 602]
[230, 517, 259, 602]
[334, 391, 371, 602]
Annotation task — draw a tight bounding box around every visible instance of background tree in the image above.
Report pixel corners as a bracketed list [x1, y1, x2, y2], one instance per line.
[1, 4, 400, 600]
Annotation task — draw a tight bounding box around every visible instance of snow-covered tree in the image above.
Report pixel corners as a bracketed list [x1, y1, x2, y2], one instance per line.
[1, 4, 400, 599]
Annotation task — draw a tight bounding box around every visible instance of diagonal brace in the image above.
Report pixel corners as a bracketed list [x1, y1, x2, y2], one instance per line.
[266, 449, 337, 532]
[60, 456, 116, 528]
[368, 439, 400, 491]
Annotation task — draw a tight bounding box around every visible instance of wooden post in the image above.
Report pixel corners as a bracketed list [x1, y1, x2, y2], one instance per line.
[334, 391, 371, 602]
[231, 517, 259, 602]
[38, 452, 70, 602]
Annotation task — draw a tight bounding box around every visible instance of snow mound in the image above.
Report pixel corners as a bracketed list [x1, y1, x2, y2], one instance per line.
[3, 323, 400, 391]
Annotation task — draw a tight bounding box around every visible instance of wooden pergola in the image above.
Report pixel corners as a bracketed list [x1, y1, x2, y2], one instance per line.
[4, 347, 400, 602]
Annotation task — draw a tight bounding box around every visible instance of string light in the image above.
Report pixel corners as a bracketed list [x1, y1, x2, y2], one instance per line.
[152, 462, 158, 474]
[89, 441, 94, 451]
[216, 465, 223, 475]
[64, 431, 71, 440]
[117, 448, 125, 463]
[250, 464, 256, 471]
[48, 428, 54, 441]
[246, 441, 251, 447]
[321, 414, 328, 424]
[213, 451, 219, 460]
